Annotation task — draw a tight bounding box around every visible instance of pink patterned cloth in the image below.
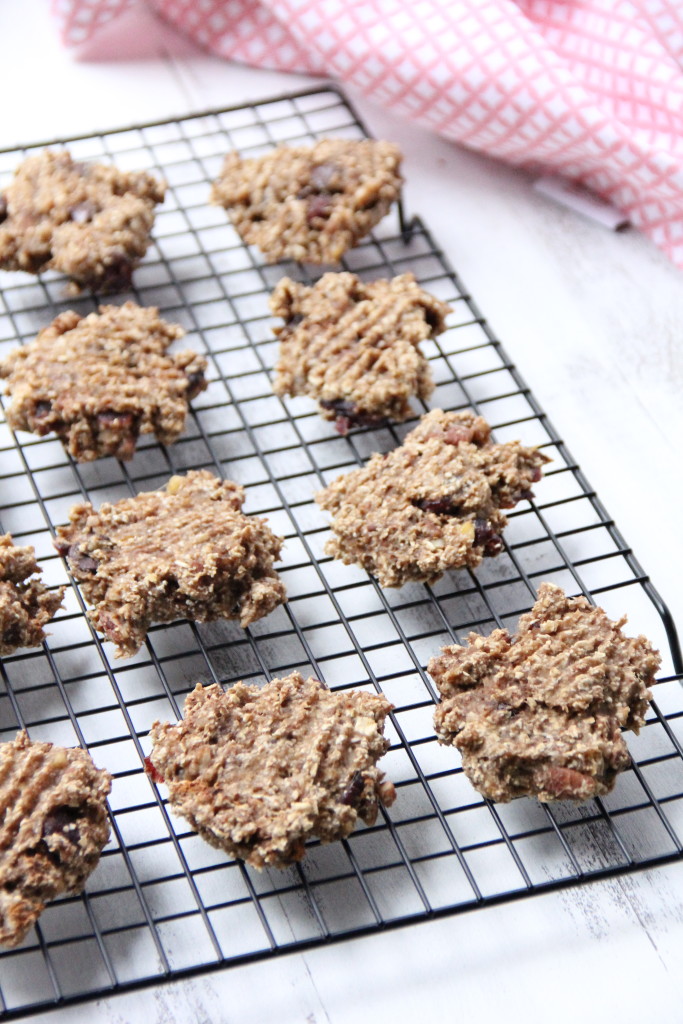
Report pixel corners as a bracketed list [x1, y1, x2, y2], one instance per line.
[52, 0, 683, 267]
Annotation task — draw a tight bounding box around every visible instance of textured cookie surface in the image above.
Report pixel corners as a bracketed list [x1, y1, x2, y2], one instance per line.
[429, 583, 660, 803]
[211, 138, 402, 263]
[0, 534, 64, 655]
[0, 302, 207, 462]
[316, 408, 549, 587]
[0, 149, 164, 292]
[54, 470, 286, 658]
[0, 731, 111, 947]
[149, 673, 395, 869]
[271, 272, 449, 432]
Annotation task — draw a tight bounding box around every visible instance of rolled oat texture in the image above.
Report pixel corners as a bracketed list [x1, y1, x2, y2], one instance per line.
[149, 672, 396, 869]
[0, 149, 165, 292]
[0, 731, 111, 947]
[0, 534, 64, 655]
[0, 302, 207, 462]
[54, 470, 286, 658]
[271, 271, 449, 432]
[429, 583, 661, 803]
[211, 138, 402, 263]
[316, 408, 549, 587]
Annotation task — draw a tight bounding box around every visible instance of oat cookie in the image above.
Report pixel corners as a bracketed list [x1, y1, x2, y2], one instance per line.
[0, 731, 111, 947]
[429, 583, 660, 803]
[148, 672, 395, 869]
[316, 408, 549, 587]
[211, 138, 402, 264]
[0, 534, 64, 655]
[0, 302, 207, 462]
[271, 272, 449, 433]
[0, 149, 164, 292]
[54, 470, 286, 658]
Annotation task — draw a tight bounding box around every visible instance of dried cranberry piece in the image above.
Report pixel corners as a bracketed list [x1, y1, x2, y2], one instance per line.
[443, 425, 476, 446]
[473, 518, 503, 555]
[306, 194, 335, 222]
[319, 398, 388, 435]
[53, 538, 70, 558]
[340, 772, 365, 806]
[413, 497, 463, 516]
[144, 756, 164, 784]
[0, 195, 7, 223]
[69, 201, 98, 224]
[42, 805, 81, 845]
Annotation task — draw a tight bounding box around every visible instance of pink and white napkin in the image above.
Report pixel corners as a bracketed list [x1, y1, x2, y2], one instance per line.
[52, 0, 683, 269]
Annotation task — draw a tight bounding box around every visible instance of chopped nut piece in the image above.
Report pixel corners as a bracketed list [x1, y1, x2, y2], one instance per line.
[148, 672, 395, 869]
[211, 138, 402, 263]
[54, 470, 286, 658]
[0, 302, 207, 462]
[0, 731, 111, 947]
[316, 408, 549, 587]
[429, 583, 661, 803]
[0, 149, 165, 292]
[271, 272, 449, 431]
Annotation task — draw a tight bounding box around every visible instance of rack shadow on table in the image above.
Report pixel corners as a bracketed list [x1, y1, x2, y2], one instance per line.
[0, 86, 681, 1018]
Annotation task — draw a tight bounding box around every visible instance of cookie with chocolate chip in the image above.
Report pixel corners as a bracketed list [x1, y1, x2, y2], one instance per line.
[429, 583, 660, 803]
[0, 149, 164, 292]
[211, 138, 402, 264]
[0, 731, 111, 947]
[271, 272, 449, 432]
[54, 470, 286, 658]
[0, 534, 64, 655]
[0, 302, 207, 462]
[316, 408, 549, 587]
[147, 672, 395, 869]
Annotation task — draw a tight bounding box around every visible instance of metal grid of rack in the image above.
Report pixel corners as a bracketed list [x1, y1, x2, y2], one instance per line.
[0, 86, 681, 1019]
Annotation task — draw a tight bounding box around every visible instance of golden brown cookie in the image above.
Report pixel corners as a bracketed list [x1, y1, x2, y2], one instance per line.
[271, 272, 449, 432]
[0, 731, 111, 947]
[0, 149, 165, 292]
[429, 583, 660, 802]
[0, 302, 207, 462]
[54, 470, 286, 658]
[316, 408, 549, 587]
[211, 138, 402, 263]
[148, 673, 395, 869]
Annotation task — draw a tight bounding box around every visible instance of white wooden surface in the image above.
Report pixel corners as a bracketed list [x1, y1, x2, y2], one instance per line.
[3, 3, 683, 1021]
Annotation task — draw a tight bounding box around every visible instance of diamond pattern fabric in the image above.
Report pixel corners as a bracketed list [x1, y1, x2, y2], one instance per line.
[50, 0, 683, 268]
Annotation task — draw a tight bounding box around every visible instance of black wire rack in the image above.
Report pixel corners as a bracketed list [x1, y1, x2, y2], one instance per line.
[0, 85, 681, 1019]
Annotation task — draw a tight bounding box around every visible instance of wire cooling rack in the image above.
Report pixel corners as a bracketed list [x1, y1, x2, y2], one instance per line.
[0, 86, 682, 1018]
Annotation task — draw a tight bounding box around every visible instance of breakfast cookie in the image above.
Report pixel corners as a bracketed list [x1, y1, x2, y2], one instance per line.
[316, 408, 549, 587]
[429, 583, 660, 803]
[210, 138, 402, 263]
[0, 534, 64, 655]
[54, 470, 286, 658]
[271, 272, 449, 433]
[0, 302, 207, 462]
[0, 731, 111, 947]
[147, 672, 395, 869]
[0, 149, 164, 292]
